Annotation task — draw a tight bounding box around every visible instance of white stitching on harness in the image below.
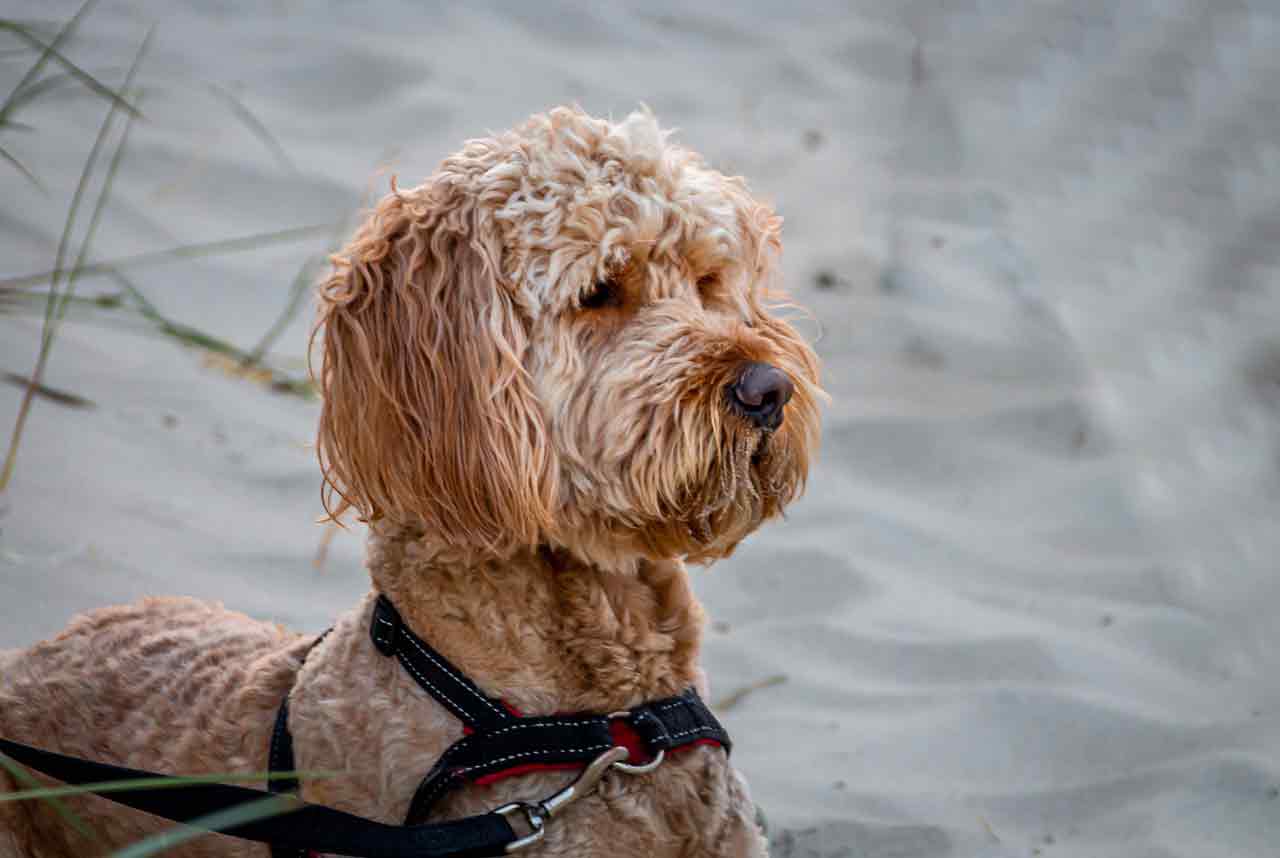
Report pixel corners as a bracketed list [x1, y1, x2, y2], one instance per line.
[483, 718, 602, 737]
[411, 710, 719, 815]
[396, 655, 472, 724]
[459, 743, 613, 775]
[632, 708, 719, 743]
[633, 709, 662, 730]
[372, 615, 395, 650]
[415, 769, 455, 810]
[399, 629, 506, 719]
[666, 725, 718, 741]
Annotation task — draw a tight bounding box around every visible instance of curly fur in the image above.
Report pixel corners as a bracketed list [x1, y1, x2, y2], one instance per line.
[0, 106, 822, 857]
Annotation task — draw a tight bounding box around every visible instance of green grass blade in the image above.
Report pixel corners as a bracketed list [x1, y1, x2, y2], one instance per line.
[108, 794, 302, 858]
[0, 76, 118, 491]
[17, 266, 254, 362]
[56, 66, 150, 323]
[3, 66, 124, 117]
[107, 268, 254, 358]
[1, 371, 94, 409]
[3, 70, 75, 114]
[0, 25, 150, 493]
[205, 83, 295, 174]
[0, 223, 337, 291]
[0, 292, 163, 345]
[0, 751, 96, 841]
[0, 770, 332, 804]
[243, 257, 318, 366]
[0, 142, 42, 190]
[0, 18, 142, 121]
[244, 217, 347, 366]
[104, 269, 315, 397]
[0, 0, 98, 127]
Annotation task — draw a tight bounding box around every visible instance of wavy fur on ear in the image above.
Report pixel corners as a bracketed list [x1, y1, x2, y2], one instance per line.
[313, 172, 555, 554]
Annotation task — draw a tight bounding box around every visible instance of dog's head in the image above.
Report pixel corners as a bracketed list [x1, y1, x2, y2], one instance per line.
[315, 107, 822, 564]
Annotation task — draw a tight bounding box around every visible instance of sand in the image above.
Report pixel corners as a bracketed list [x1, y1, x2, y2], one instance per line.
[3, 2, 1280, 856]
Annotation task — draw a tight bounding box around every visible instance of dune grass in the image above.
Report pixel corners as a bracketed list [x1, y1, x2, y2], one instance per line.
[204, 82, 296, 176]
[0, 769, 327, 804]
[0, 15, 151, 492]
[0, 0, 139, 191]
[0, 223, 336, 292]
[0, 220, 338, 398]
[0, 9, 357, 852]
[108, 794, 301, 858]
[244, 216, 349, 369]
[0, 5, 344, 494]
[0, 11, 345, 845]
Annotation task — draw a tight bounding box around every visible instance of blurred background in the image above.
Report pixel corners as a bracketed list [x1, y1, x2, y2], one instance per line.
[2, 2, 1279, 856]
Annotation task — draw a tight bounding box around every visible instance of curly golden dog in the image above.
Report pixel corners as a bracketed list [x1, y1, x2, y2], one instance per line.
[0, 106, 821, 857]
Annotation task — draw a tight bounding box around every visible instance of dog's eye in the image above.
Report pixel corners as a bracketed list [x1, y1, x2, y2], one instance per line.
[580, 278, 621, 310]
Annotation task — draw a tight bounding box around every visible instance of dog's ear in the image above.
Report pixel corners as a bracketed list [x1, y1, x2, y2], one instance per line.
[313, 175, 555, 553]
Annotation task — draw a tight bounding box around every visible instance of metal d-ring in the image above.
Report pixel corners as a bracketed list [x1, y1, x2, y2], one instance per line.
[604, 710, 667, 775]
[612, 748, 665, 774]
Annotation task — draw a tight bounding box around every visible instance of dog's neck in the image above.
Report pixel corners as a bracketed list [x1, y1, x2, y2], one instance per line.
[290, 525, 715, 824]
[362, 521, 706, 715]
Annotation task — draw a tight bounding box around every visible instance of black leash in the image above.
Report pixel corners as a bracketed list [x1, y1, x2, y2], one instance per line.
[2, 594, 733, 856]
[266, 697, 307, 858]
[267, 630, 328, 858]
[0, 735, 518, 858]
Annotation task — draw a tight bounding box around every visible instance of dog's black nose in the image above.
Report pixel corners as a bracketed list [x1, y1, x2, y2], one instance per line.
[728, 362, 794, 430]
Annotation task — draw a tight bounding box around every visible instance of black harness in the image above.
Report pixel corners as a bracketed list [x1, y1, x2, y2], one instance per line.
[0, 594, 731, 857]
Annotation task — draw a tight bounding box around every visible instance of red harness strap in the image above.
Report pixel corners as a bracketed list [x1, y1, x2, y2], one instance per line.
[361, 594, 732, 824]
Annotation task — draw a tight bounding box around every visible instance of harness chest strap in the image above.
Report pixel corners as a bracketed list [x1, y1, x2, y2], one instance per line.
[264, 594, 730, 852]
[353, 594, 732, 824]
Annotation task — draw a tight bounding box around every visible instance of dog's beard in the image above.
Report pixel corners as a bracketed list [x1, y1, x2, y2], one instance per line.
[674, 420, 802, 562]
[552, 400, 808, 565]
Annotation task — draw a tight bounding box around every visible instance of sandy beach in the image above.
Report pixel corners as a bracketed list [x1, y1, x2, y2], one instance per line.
[3, 3, 1280, 856]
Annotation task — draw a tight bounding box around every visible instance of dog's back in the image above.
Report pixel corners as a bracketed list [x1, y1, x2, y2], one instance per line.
[0, 598, 311, 857]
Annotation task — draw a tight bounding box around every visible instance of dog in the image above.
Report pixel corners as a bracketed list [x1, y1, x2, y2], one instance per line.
[0, 106, 822, 857]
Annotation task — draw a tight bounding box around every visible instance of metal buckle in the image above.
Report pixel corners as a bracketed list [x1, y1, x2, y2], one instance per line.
[499, 744, 667, 852]
[497, 801, 546, 852]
